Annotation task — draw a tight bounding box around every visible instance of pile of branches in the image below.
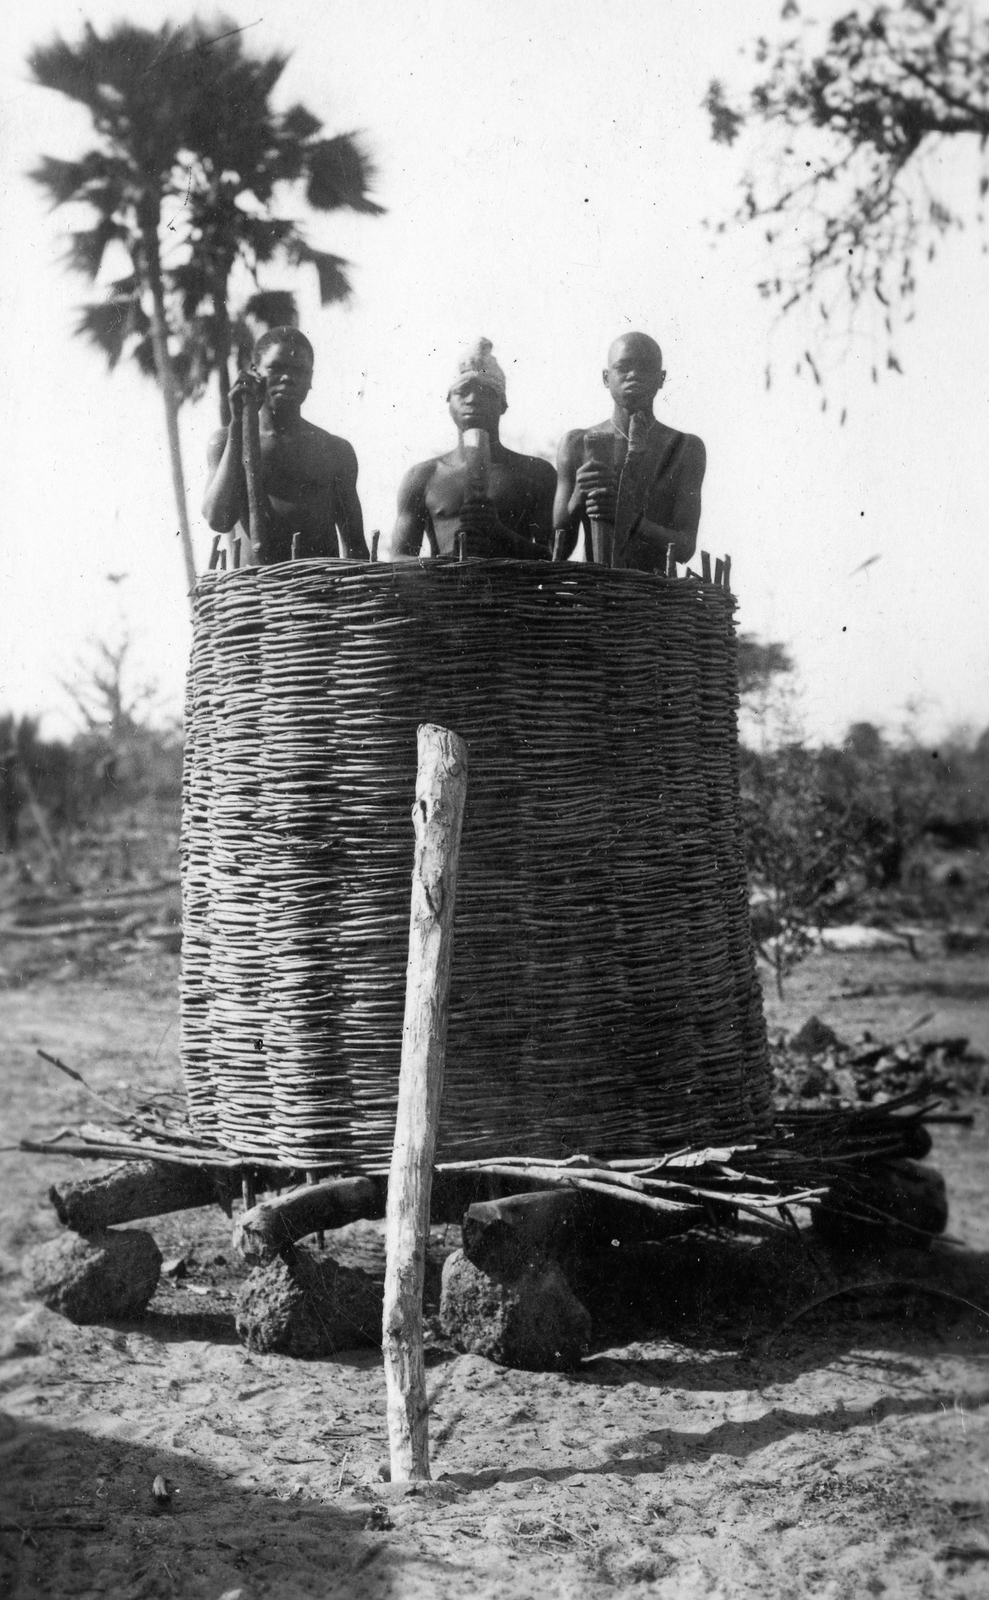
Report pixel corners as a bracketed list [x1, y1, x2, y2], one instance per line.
[771, 1016, 987, 1110]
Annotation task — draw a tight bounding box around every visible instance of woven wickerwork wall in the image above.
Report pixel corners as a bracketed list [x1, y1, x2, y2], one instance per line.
[180, 558, 770, 1168]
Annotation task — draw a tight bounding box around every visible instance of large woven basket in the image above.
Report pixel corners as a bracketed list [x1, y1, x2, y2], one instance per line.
[180, 557, 770, 1169]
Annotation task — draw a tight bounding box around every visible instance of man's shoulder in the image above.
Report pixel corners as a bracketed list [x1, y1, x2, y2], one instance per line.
[656, 420, 704, 455]
[501, 446, 556, 484]
[301, 419, 356, 458]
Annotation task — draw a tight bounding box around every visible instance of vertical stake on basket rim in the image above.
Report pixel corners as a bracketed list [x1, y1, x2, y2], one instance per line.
[551, 530, 566, 563]
[218, 549, 227, 571]
[714, 557, 725, 587]
[425, 524, 439, 559]
[723, 554, 732, 591]
[291, 532, 301, 561]
[455, 530, 466, 563]
[208, 535, 221, 571]
[383, 723, 469, 1483]
[370, 530, 380, 562]
[701, 551, 711, 584]
[232, 537, 241, 570]
[665, 542, 677, 579]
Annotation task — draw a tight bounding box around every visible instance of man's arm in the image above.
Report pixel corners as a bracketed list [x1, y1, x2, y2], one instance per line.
[203, 425, 244, 533]
[202, 370, 262, 532]
[385, 462, 434, 558]
[332, 440, 369, 558]
[626, 434, 706, 570]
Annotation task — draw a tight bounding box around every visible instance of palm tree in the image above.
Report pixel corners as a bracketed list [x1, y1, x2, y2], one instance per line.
[164, 26, 384, 424]
[29, 21, 204, 598]
[29, 17, 385, 596]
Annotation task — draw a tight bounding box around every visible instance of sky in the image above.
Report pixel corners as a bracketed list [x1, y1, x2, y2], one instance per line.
[1, 0, 987, 744]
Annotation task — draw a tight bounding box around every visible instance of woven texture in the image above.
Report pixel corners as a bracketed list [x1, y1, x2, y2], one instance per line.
[180, 557, 770, 1167]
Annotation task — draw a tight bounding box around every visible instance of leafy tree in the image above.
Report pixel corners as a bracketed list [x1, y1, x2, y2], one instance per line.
[706, 1, 989, 377]
[29, 15, 384, 601]
[162, 25, 383, 424]
[30, 20, 206, 595]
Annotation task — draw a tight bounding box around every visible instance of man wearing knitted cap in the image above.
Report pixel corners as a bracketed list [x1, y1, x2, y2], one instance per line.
[387, 339, 555, 559]
[553, 332, 705, 571]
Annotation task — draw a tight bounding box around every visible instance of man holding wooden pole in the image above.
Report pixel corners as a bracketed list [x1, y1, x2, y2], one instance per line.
[386, 339, 555, 560]
[203, 327, 368, 564]
[553, 332, 706, 571]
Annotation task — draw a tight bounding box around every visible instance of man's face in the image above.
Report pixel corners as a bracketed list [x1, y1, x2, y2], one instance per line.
[257, 343, 314, 411]
[448, 378, 506, 436]
[604, 337, 665, 410]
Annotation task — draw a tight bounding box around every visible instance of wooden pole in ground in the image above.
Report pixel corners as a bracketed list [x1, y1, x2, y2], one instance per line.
[383, 723, 469, 1482]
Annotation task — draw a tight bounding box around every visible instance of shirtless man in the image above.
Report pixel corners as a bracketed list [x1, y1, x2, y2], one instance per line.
[553, 332, 705, 571]
[387, 339, 555, 560]
[203, 327, 367, 563]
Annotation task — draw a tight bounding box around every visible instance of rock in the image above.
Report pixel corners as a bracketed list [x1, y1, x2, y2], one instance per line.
[235, 1247, 383, 1357]
[790, 1015, 843, 1055]
[23, 1229, 162, 1324]
[812, 1160, 949, 1251]
[439, 1249, 591, 1371]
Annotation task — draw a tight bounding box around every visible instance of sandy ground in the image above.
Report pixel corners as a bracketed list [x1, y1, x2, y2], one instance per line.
[2, 942, 989, 1599]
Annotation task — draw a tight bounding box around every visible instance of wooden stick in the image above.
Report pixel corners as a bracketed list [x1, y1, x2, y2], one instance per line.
[714, 557, 725, 587]
[701, 551, 711, 584]
[208, 535, 221, 571]
[240, 380, 268, 565]
[291, 532, 301, 560]
[551, 529, 567, 563]
[336, 525, 349, 560]
[425, 524, 439, 558]
[583, 430, 615, 566]
[219, 549, 227, 571]
[665, 541, 677, 578]
[370, 530, 380, 562]
[232, 536, 241, 570]
[723, 554, 732, 591]
[383, 723, 468, 1483]
[455, 530, 466, 562]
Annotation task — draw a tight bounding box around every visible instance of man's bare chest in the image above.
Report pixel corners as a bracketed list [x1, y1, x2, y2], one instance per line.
[427, 461, 533, 521]
[260, 434, 335, 503]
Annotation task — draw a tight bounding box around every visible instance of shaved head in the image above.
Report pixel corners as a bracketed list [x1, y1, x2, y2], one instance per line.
[603, 332, 666, 413]
[607, 331, 663, 367]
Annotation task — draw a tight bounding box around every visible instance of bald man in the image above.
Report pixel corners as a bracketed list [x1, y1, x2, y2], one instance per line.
[553, 333, 705, 571]
[387, 338, 555, 560]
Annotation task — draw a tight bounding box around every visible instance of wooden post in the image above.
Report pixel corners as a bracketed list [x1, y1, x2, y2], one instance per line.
[583, 431, 615, 566]
[383, 723, 469, 1482]
[240, 381, 268, 566]
[291, 532, 301, 560]
[701, 550, 712, 584]
[370, 530, 380, 562]
[552, 529, 566, 563]
[665, 541, 677, 578]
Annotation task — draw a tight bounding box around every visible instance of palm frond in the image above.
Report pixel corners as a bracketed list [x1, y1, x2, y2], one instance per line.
[304, 134, 385, 215]
[67, 216, 128, 280]
[286, 239, 352, 304]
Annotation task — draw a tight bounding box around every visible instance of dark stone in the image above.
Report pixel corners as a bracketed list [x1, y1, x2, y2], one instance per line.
[812, 1160, 949, 1251]
[235, 1246, 383, 1357]
[439, 1249, 591, 1371]
[23, 1229, 162, 1323]
[791, 1015, 843, 1055]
